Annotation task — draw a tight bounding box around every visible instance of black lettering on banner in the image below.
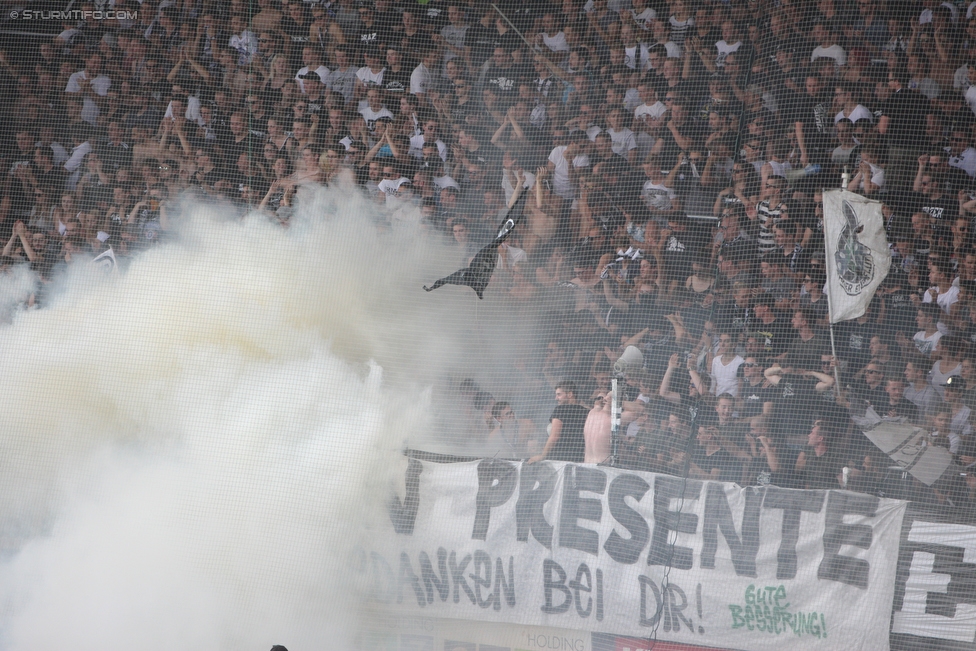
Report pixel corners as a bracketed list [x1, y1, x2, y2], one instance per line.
[449, 551, 477, 604]
[701, 484, 762, 577]
[604, 474, 651, 564]
[892, 518, 976, 643]
[648, 476, 702, 570]
[639, 576, 696, 633]
[762, 488, 825, 580]
[639, 575, 663, 627]
[419, 547, 450, 604]
[370, 551, 397, 603]
[516, 461, 557, 548]
[559, 466, 607, 555]
[472, 459, 518, 540]
[569, 563, 592, 617]
[471, 550, 495, 608]
[389, 457, 424, 535]
[398, 551, 426, 606]
[495, 556, 517, 609]
[596, 569, 604, 621]
[818, 491, 877, 589]
[542, 559, 573, 614]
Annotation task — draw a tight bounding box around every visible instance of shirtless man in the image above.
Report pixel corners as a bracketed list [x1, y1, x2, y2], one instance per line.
[584, 393, 613, 463]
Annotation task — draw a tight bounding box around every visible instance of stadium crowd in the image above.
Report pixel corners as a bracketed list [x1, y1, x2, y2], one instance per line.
[7, 0, 976, 506]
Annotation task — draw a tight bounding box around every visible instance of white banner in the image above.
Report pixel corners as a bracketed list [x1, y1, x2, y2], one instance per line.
[368, 459, 907, 651]
[822, 190, 891, 324]
[359, 614, 592, 651]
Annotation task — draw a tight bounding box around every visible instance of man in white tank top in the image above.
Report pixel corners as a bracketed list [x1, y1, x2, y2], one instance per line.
[711, 331, 745, 397]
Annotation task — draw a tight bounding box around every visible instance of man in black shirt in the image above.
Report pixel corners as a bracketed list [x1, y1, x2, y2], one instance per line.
[882, 378, 921, 424]
[880, 65, 932, 193]
[752, 297, 793, 360]
[529, 381, 590, 464]
[738, 357, 775, 423]
[484, 46, 522, 107]
[795, 418, 846, 490]
[382, 45, 412, 95]
[790, 75, 832, 167]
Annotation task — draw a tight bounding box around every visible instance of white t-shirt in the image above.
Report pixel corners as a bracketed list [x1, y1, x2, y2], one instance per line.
[811, 44, 846, 67]
[630, 7, 657, 31]
[623, 44, 649, 70]
[922, 2, 959, 23]
[408, 134, 448, 162]
[967, 85, 976, 117]
[440, 24, 468, 63]
[229, 30, 258, 65]
[641, 180, 675, 211]
[923, 283, 960, 314]
[357, 103, 395, 133]
[711, 355, 745, 397]
[913, 330, 943, 356]
[296, 64, 330, 93]
[410, 62, 432, 95]
[607, 128, 637, 157]
[548, 145, 590, 200]
[635, 101, 667, 122]
[854, 162, 885, 192]
[65, 71, 112, 126]
[931, 360, 962, 400]
[63, 140, 92, 172]
[715, 40, 741, 67]
[432, 174, 461, 191]
[355, 66, 385, 88]
[834, 105, 874, 124]
[950, 147, 976, 177]
[624, 88, 642, 112]
[542, 31, 570, 53]
[377, 177, 412, 207]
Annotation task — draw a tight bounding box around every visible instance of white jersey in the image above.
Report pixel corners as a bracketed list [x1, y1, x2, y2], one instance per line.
[711, 355, 745, 397]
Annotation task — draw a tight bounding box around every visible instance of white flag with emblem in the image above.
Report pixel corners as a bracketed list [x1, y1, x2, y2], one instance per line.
[823, 189, 890, 323]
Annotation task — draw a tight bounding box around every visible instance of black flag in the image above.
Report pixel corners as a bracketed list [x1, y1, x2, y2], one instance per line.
[424, 192, 528, 299]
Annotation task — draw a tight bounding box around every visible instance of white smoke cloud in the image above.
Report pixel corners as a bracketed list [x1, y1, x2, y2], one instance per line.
[0, 183, 480, 650]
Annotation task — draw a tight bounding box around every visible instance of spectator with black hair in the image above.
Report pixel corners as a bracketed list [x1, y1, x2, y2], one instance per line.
[529, 380, 589, 464]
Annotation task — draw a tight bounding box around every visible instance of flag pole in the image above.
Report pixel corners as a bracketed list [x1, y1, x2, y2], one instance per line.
[825, 179, 844, 391]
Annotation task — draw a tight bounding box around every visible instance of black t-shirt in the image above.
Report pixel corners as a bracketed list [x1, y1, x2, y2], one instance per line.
[849, 382, 889, 412]
[692, 445, 742, 483]
[484, 63, 522, 99]
[715, 301, 752, 337]
[801, 448, 845, 490]
[753, 316, 794, 358]
[466, 23, 501, 69]
[739, 381, 776, 419]
[655, 120, 704, 170]
[376, 64, 407, 93]
[914, 191, 957, 222]
[748, 444, 801, 489]
[770, 375, 830, 440]
[787, 91, 832, 161]
[355, 22, 395, 51]
[787, 332, 828, 371]
[662, 229, 702, 281]
[833, 320, 875, 371]
[881, 88, 932, 150]
[881, 398, 920, 423]
[549, 403, 589, 463]
[883, 288, 917, 334]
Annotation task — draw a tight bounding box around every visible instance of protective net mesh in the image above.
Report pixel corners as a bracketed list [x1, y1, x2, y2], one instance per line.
[0, 0, 975, 650]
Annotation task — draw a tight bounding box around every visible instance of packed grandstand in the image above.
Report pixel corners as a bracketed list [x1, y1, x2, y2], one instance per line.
[5, 0, 976, 648]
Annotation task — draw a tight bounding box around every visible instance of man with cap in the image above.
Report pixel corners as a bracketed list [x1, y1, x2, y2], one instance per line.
[295, 46, 331, 94]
